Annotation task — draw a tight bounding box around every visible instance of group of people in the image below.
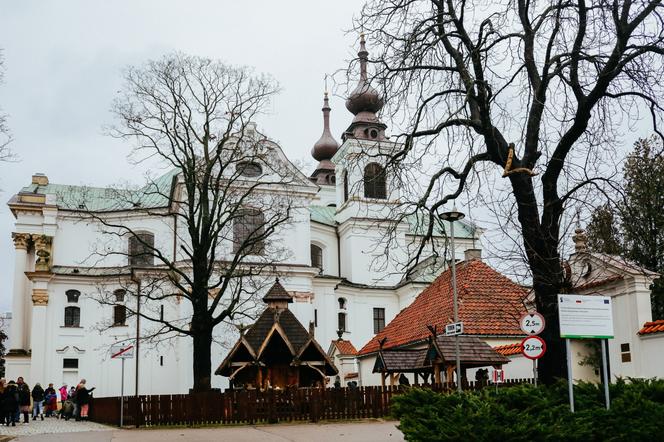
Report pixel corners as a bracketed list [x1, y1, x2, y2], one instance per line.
[0, 377, 95, 426]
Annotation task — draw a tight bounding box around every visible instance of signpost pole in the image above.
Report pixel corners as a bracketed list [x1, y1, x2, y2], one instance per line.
[601, 339, 610, 410]
[566, 338, 574, 413]
[533, 359, 537, 387]
[120, 357, 125, 427]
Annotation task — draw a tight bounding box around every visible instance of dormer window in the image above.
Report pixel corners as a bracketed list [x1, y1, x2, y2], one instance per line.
[364, 163, 386, 199]
[65, 290, 81, 303]
[236, 161, 262, 177]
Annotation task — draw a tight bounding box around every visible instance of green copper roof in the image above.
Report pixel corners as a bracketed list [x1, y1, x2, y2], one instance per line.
[19, 168, 179, 212]
[308, 205, 478, 239]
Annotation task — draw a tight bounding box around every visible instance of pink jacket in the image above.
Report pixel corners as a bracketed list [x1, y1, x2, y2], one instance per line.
[59, 386, 68, 401]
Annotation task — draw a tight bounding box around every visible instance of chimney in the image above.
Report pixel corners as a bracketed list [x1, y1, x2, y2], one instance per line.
[32, 173, 49, 186]
[464, 248, 482, 261]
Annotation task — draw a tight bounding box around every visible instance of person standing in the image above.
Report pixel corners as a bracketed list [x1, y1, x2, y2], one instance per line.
[44, 384, 57, 417]
[16, 377, 30, 424]
[2, 380, 19, 426]
[74, 379, 95, 421]
[31, 383, 45, 421]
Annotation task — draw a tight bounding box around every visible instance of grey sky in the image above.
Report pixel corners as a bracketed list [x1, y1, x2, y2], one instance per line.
[0, 0, 362, 311]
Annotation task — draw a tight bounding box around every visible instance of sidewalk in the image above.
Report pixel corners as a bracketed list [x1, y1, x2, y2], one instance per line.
[12, 420, 404, 442]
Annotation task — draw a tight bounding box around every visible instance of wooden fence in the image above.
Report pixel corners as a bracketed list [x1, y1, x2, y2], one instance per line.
[90, 379, 533, 427]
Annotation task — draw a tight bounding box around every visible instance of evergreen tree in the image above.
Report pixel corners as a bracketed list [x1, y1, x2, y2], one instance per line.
[587, 136, 664, 319]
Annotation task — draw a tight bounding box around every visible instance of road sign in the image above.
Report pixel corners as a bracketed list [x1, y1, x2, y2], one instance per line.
[110, 344, 135, 359]
[520, 312, 545, 335]
[558, 294, 614, 339]
[521, 336, 546, 360]
[492, 369, 504, 383]
[445, 322, 463, 336]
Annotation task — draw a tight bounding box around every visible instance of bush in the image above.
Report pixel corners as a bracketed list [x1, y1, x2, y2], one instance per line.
[391, 379, 664, 441]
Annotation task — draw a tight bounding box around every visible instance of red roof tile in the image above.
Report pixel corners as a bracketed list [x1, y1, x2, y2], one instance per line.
[494, 342, 522, 356]
[332, 339, 358, 355]
[359, 260, 528, 355]
[638, 319, 664, 336]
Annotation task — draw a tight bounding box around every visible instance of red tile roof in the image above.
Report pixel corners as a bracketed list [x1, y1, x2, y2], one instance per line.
[359, 259, 528, 355]
[331, 339, 358, 356]
[638, 319, 664, 336]
[494, 342, 522, 356]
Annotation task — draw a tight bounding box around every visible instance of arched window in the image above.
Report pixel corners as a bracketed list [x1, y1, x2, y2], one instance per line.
[65, 290, 80, 303]
[338, 297, 347, 310]
[343, 170, 349, 202]
[64, 306, 80, 327]
[113, 305, 127, 326]
[363, 163, 387, 199]
[338, 312, 347, 332]
[236, 161, 263, 177]
[311, 244, 323, 270]
[129, 232, 155, 267]
[233, 208, 265, 254]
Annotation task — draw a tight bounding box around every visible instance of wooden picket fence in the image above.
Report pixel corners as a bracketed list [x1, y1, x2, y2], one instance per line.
[90, 379, 533, 427]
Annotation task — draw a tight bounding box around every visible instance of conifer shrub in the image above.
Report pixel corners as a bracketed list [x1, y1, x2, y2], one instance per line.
[391, 379, 664, 441]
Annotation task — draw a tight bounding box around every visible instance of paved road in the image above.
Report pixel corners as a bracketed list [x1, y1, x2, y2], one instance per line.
[0, 417, 109, 438]
[11, 420, 404, 442]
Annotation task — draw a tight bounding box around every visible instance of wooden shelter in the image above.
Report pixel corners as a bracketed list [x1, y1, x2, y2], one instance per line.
[216, 279, 337, 389]
[372, 331, 509, 386]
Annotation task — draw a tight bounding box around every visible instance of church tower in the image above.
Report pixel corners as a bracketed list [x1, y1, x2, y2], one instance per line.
[332, 34, 407, 286]
[310, 92, 340, 186]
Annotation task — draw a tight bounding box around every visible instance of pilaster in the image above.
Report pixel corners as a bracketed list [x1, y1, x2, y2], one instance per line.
[8, 233, 31, 353]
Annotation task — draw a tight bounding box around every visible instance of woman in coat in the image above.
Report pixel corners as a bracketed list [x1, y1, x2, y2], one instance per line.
[2, 381, 19, 426]
[16, 377, 31, 424]
[74, 379, 95, 421]
[31, 383, 45, 420]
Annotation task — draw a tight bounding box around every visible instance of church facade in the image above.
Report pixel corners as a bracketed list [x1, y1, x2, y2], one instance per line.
[4, 37, 480, 396]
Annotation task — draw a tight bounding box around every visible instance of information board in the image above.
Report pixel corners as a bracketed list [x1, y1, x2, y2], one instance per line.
[558, 294, 614, 339]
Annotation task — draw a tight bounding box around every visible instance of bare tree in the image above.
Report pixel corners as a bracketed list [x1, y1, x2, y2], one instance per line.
[72, 53, 306, 391]
[0, 49, 13, 161]
[355, 0, 664, 382]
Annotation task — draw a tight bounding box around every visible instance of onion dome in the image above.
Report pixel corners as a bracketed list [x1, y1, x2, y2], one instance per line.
[345, 34, 384, 116]
[311, 92, 340, 162]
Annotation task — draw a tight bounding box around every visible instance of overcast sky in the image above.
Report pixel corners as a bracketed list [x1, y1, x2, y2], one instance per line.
[0, 0, 364, 311]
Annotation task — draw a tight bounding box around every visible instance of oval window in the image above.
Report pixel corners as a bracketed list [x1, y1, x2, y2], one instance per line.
[236, 161, 262, 177]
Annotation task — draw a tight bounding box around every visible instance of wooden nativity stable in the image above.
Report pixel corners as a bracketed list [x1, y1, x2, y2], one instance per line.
[216, 279, 337, 389]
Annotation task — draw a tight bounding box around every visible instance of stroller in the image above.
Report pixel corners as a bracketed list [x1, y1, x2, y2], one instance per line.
[60, 399, 75, 421]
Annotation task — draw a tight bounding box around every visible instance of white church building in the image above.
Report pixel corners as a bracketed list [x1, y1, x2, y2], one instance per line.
[4, 37, 480, 396]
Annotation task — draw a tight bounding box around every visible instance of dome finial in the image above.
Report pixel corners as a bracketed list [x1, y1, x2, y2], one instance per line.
[311, 79, 339, 163]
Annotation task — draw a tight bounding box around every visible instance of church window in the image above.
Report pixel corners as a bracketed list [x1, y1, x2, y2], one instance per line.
[65, 290, 81, 303]
[114, 289, 126, 302]
[373, 307, 386, 334]
[311, 244, 323, 270]
[343, 170, 349, 202]
[314, 309, 318, 327]
[236, 161, 262, 177]
[129, 232, 155, 267]
[113, 305, 127, 326]
[338, 297, 347, 310]
[233, 207, 265, 254]
[338, 312, 347, 332]
[364, 163, 387, 199]
[63, 358, 78, 369]
[64, 306, 80, 327]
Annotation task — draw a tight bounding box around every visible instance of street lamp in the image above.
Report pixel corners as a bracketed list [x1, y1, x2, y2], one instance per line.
[439, 209, 465, 393]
